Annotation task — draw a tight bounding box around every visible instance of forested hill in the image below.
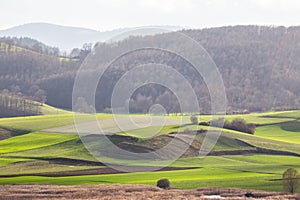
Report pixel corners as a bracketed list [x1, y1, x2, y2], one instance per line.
[1, 25, 300, 114]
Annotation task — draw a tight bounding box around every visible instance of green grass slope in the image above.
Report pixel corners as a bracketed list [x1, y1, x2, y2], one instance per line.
[0, 110, 299, 192]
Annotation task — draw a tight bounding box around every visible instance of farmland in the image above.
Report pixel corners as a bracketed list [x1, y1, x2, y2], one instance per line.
[0, 109, 299, 195]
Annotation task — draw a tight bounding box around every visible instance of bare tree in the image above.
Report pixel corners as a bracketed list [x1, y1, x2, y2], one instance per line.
[283, 168, 300, 194]
[190, 116, 198, 125]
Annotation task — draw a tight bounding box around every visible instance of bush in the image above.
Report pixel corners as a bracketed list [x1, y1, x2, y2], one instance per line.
[199, 121, 210, 126]
[229, 118, 256, 134]
[209, 118, 256, 134]
[157, 178, 170, 189]
[190, 116, 198, 124]
[209, 118, 226, 128]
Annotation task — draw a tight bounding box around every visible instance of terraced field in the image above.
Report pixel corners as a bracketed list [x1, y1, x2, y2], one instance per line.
[0, 110, 299, 192]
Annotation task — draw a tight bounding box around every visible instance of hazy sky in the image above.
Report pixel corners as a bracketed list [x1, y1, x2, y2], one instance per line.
[1, 0, 299, 31]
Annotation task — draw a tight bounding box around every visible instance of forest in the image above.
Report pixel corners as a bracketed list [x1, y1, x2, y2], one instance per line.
[1, 25, 300, 115]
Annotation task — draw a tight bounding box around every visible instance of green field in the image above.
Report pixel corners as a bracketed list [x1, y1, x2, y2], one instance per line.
[0, 109, 299, 192]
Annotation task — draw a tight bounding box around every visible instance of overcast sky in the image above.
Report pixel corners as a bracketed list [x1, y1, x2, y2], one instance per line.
[1, 0, 300, 31]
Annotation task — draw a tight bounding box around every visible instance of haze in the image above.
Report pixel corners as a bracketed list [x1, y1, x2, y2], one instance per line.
[1, 0, 299, 31]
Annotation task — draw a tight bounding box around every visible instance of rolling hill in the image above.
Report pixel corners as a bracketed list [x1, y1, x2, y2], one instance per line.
[1, 25, 300, 115]
[0, 23, 182, 51]
[0, 110, 299, 192]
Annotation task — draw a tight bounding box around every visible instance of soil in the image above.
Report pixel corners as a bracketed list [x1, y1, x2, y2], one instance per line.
[0, 184, 298, 200]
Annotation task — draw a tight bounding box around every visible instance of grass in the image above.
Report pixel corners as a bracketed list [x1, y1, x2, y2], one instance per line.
[0, 157, 30, 166]
[256, 120, 300, 144]
[0, 160, 100, 176]
[58, 56, 79, 62]
[2, 138, 96, 161]
[0, 132, 77, 154]
[0, 152, 299, 191]
[262, 110, 300, 119]
[168, 112, 294, 125]
[124, 123, 300, 153]
[0, 113, 112, 131]
[0, 43, 24, 52]
[0, 167, 280, 191]
[0, 42, 78, 63]
[0, 110, 299, 192]
[40, 104, 71, 115]
[0, 154, 297, 191]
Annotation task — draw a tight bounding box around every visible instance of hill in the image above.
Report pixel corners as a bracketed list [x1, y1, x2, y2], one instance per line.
[1, 25, 300, 113]
[0, 111, 299, 192]
[0, 93, 70, 118]
[0, 23, 182, 51]
[0, 37, 59, 55]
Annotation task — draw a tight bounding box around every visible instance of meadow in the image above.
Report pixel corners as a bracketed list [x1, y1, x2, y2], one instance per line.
[0, 109, 299, 193]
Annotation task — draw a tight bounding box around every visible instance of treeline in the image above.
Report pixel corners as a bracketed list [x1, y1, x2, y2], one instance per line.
[0, 37, 59, 55]
[1, 26, 300, 114]
[0, 93, 41, 117]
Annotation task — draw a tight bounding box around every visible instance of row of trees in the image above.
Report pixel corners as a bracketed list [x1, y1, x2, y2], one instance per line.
[198, 118, 256, 134]
[0, 37, 60, 56]
[0, 94, 41, 117]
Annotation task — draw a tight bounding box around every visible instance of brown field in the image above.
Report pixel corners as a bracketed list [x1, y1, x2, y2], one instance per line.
[0, 184, 299, 200]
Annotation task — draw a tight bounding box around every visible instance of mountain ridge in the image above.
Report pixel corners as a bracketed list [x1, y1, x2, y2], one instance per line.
[0, 23, 182, 51]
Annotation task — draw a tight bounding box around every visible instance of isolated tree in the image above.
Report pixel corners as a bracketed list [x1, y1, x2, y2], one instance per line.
[74, 97, 95, 113]
[157, 178, 170, 189]
[283, 168, 300, 194]
[190, 116, 198, 125]
[69, 48, 81, 58]
[34, 89, 47, 104]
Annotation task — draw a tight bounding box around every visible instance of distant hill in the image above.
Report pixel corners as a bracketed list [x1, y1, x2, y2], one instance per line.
[0, 23, 182, 51]
[0, 36, 59, 55]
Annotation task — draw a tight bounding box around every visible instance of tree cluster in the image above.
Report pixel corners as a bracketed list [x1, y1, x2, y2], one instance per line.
[0, 93, 41, 117]
[208, 118, 256, 134]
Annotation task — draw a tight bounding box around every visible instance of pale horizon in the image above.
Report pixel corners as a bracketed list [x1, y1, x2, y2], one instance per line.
[1, 0, 300, 31]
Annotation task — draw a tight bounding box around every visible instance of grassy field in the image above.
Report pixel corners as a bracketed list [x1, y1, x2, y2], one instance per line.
[0, 132, 77, 154]
[0, 110, 299, 192]
[0, 157, 296, 191]
[0, 42, 78, 63]
[0, 113, 112, 131]
[256, 120, 300, 144]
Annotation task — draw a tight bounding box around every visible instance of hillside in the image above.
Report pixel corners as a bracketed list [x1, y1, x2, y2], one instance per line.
[0, 111, 299, 192]
[1, 25, 300, 113]
[0, 23, 182, 51]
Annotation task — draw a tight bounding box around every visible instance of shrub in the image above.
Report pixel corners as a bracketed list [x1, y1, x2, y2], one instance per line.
[157, 178, 170, 189]
[190, 116, 198, 124]
[209, 118, 226, 128]
[229, 118, 256, 134]
[199, 121, 209, 126]
[209, 118, 256, 134]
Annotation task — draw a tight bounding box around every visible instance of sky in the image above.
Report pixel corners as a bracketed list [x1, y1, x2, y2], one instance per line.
[1, 0, 300, 31]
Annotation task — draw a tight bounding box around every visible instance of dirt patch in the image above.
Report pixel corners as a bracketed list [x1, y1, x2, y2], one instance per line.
[115, 132, 300, 158]
[208, 147, 300, 157]
[0, 127, 29, 140]
[0, 184, 298, 200]
[2, 157, 105, 166]
[0, 128, 11, 140]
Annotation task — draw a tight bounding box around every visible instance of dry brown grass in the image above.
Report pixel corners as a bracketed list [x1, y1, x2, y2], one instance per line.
[0, 184, 299, 200]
